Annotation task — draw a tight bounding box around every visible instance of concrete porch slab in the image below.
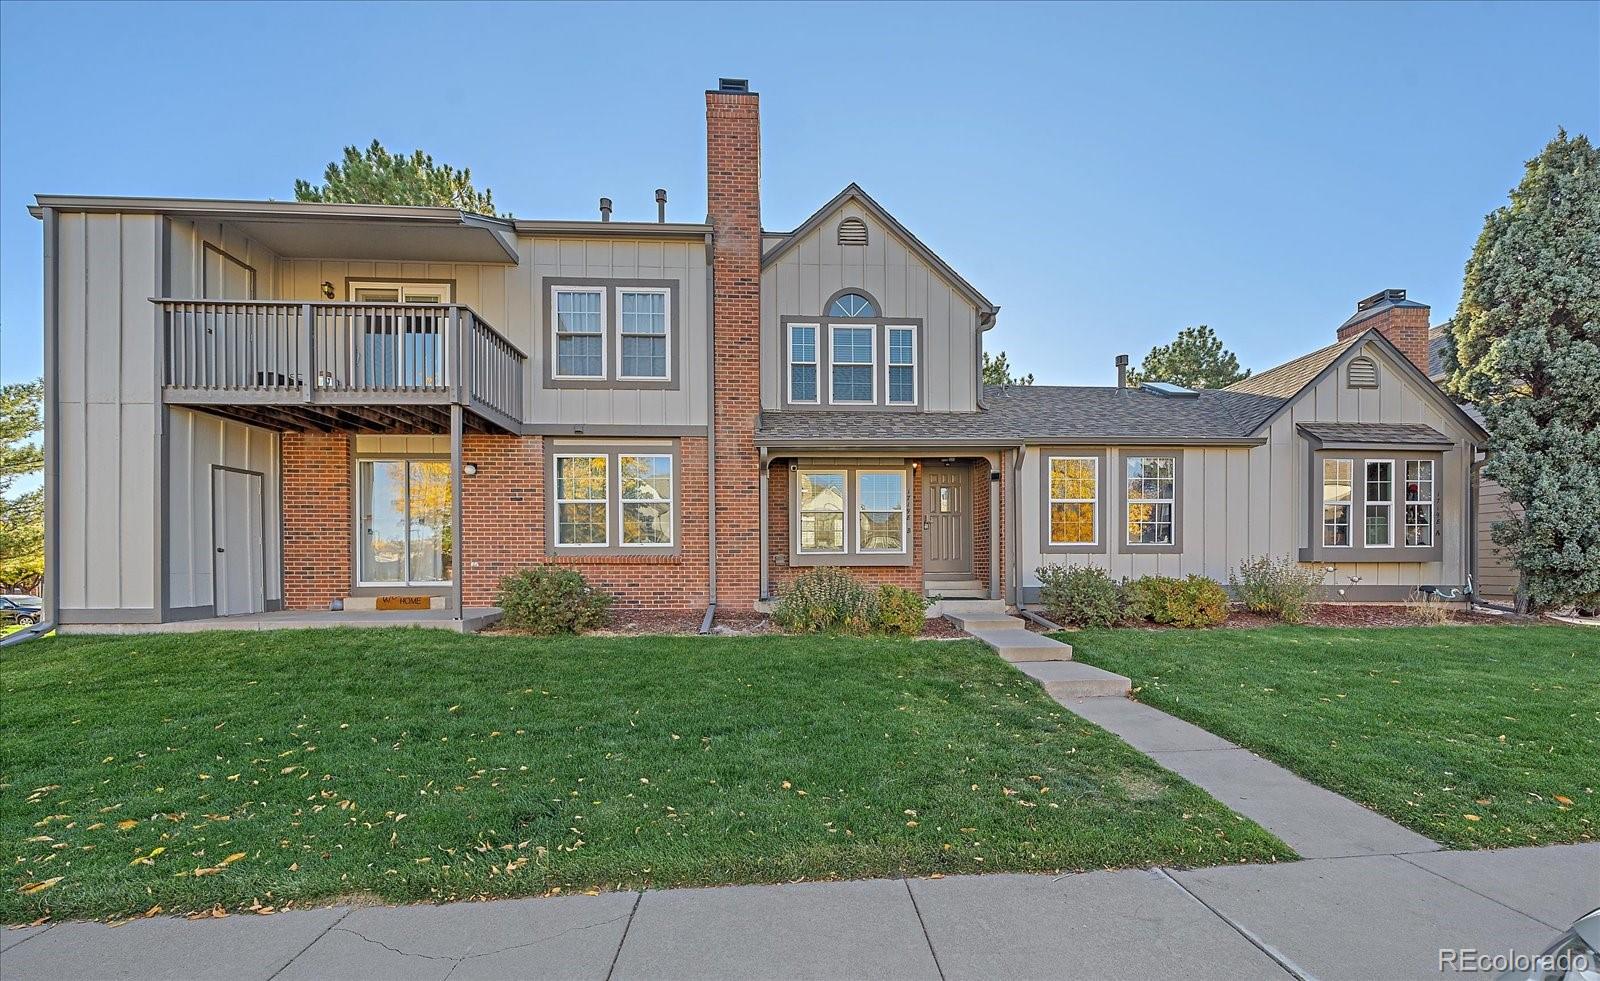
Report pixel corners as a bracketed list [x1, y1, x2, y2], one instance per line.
[610, 879, 939, 980]
[1172, 855, 1557, 981]
[907, 869, 1287, 980]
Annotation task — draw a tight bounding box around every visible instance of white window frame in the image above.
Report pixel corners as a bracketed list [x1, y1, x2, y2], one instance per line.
[1364, 458, 1395, 548]
[553, 453, 609, 547]
[1047, 455, 1099, 546]
[1322, 457, 1354, 548]
[347, 280, 454, 303]
[618, 453, 674, 548]
[615, 287, 672, 382]
[356, 457, 455, 587]
[827, 323, 877, 405]
[1124, 455, 1176, 546]
[1405, 459, 1435, 548]
[886, 324, 917, 406]
[787, 323, 820, 405]
[550, 286, 608, 381]
[855, 468, 908, 554]
[796, 469, 848, 555]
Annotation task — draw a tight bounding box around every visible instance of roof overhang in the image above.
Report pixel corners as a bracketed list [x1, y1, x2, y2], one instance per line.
[1296, 424, 1455, 452]
[756, 434, 1268, 451]
[32, 195, 520, 263]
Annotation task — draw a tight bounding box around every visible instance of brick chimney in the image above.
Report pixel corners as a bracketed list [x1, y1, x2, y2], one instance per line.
[706, 78, 761, 606]
[1336, 289, 1431, 374]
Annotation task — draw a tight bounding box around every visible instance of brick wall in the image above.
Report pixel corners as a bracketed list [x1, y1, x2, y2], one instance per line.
[1337, 303, 1431, 375]
[971, 457, 993, 593]
[460, 435, 711, 612]
[765, 460, 924, 595]
[281, 432, 351, 610]
[706, 87, 763, 608]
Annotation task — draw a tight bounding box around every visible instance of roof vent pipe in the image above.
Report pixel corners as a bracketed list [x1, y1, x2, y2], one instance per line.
[655, 188, 667, 223]
[599, 197, 612, 222]
[1116, 354, 1130, 389]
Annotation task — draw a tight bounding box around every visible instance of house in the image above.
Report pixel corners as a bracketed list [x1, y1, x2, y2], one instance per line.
[1428, 326, 1518, 606]
[28, 79, 1489, 632]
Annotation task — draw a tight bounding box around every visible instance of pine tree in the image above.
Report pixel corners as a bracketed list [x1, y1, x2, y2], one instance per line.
[982, 350, 1034, 386]
[1443, 130, 1600, 611]
[295, 140, 501, 216]
[1128, 325, 1249, 389]
[0, 380, 44, 592]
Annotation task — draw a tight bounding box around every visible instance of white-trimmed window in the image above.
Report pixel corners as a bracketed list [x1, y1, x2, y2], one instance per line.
[788, 324, 819, 404]
[553, 288, 605, 379]
[619, 454, 673, 546]
[1125, 456, 1176, 545]
[887, 325, 916, 405]
[797, 471, 846, 553]
[856, 470, 907, 553]
[554, 454, 608, 546]
[829, 325, 875, 404]
[1322, 458, 1354, 547]
[1048, 456, 1098, 545]
[1405, 459, 1435, 547]
[1364, 460, 1394, 547]
[618, 289, 670, 380]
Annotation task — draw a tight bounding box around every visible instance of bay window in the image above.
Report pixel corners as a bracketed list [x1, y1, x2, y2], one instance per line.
[1305, 449, 1443, 560]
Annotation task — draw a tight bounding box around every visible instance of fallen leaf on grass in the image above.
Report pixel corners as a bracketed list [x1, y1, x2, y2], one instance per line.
[1463, 814, 1481, 822]
[1555, 795, 1575, 806]
[19, 877, 63, 894]
[116, 819, 138, 831]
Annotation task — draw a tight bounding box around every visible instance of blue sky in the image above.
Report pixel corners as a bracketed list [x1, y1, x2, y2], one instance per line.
[1, 0, 1595, 388]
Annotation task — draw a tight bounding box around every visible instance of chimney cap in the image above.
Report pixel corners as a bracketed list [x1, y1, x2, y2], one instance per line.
[1114, 354, 1130, 366]
[1339, 288, 1428, 330]
[1357, 288, 1408, 312]
[716, 77, 751, 94]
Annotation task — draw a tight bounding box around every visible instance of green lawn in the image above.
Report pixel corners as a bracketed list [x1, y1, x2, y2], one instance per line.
[1067, 626, 1597, 849]
[1, 630, 1288, 922]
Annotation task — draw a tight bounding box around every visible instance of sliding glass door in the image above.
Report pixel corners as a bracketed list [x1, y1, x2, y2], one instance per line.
[358, 460, 453, 585]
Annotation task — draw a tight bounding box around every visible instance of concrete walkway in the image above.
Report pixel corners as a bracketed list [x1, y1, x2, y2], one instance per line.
[942, 602, 1133, 697]
[4, 844, 1593, 980]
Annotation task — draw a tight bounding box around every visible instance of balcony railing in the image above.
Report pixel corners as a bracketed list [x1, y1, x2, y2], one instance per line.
[155, 300, 525, 431]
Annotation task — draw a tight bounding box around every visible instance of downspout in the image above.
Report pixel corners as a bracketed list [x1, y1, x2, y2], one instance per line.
[1468, 445, 1484, 603]
[758, 446, 769, 600]
[41, 206, 60, 634]
[699, 231, 718, 633]
[1008, 441, 1025, 608]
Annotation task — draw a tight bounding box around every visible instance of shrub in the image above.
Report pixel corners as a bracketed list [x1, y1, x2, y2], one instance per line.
[1230, 556, 1322, 624]
[874, 584, 929, 637]
[1122, 575, 1229, 627]
[1037, 564, 1123, 627]
[494, 565, 613, 635]
[772, 568, 876, 634]
[1405, 589, 1453, 625]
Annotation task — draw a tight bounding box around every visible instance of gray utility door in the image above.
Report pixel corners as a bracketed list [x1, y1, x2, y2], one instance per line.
[212, 467, 266, 616]
[922, 467, 972, 579]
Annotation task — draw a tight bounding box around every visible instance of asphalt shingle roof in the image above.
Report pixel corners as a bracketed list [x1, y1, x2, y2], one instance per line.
[755, 384, 1288, 444]
[1298, 422, 1452, 445]
[1224, 335, 1361, 399]
[1428, 325, 1448, 380]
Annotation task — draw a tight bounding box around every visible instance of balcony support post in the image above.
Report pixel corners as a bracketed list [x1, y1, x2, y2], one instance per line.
[300, 303, 315, 403]
[450, 402, 465, 620]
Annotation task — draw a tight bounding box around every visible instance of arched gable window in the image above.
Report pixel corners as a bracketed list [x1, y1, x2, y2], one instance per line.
[827, 292, 878, 318]
[837, 217, 868, 247]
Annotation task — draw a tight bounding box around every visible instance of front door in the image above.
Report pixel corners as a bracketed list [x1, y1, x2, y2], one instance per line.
[212, 467, 266, 616]
[922, 468, 972, 579]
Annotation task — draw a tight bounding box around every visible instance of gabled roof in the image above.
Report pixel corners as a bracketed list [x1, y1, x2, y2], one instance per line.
[761, 183, 998, 319]
[1225, 335, 1362, 399]
[1428, 325, 1449, 380]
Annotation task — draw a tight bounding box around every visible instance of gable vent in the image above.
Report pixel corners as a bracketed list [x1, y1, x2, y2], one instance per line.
[1347, 356, 1379, 389]
[837, 217, 868, 247]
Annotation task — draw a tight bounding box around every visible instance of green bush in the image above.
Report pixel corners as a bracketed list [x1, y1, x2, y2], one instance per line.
[772, 568, 876, 634]
[494, 565, 613, 635]
[1230, 556, 1322, 624]
[1122, 575, 1174, 622]
[874, 584, 929, 637]
[1037, 564, 1124, 627]
[1160, 574, 1230, 627]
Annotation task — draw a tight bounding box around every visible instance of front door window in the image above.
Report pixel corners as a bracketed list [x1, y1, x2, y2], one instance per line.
[359, 459, 453, 585]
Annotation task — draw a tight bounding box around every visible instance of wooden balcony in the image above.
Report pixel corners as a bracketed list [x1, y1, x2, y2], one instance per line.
[156, 300, 525, 433]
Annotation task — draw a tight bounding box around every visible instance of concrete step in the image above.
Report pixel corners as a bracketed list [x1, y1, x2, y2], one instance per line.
[966, 627, 1074, 662]
[1015, 659, 1132, 697]
[934, 598, 1008, 616]
[925, 579, 987, 599]
[944, 609, 1024, 631]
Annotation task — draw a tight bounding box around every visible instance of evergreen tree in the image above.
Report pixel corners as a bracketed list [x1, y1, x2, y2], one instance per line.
[982, 350, 1034, 386]
[1443, 130, 1600, 611]
[295, 140, 501, 216]
[0, 380, 44, 592]
[1128, 325, 1249, 389]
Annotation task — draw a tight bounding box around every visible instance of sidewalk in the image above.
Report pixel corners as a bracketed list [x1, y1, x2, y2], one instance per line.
[3, 843, 1593, 980]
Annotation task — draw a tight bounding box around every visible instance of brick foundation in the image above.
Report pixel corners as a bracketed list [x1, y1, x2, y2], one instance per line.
[281, 433, 351, 610]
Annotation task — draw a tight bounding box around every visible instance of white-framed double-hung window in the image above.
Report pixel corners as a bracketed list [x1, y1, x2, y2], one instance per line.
[552, 288, 606, 379]
[1364, 459, 1395, 547]
[1405, 459, 1435, 547]
[554, 454, 608, 546]
[829, 325, 875, 404]
[797, 471, 846, 553]
[856, 470, 907, 553]
[619, 454, 673, 547]
[618, 289, 670, 380]
[1048, 456, 1098, 545]
[1322, 458, 1354, 547]
[887, 325, 917, 405]
[788, 324, 819, 404]
[1125, 455, 1176, 545]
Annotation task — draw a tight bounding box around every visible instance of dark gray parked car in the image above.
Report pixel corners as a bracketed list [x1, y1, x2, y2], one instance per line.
[1499, 907, 1600, 981]
[0, 594, 42, 626]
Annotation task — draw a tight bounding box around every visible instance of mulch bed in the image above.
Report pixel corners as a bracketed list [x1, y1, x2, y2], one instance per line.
[1043, 604, 1531, 633]
[495, 611, 968, 639]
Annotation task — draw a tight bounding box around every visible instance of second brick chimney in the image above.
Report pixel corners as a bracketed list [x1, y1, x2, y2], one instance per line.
[707, 78, 762, 606]
[1336, 289, 1431, 374]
